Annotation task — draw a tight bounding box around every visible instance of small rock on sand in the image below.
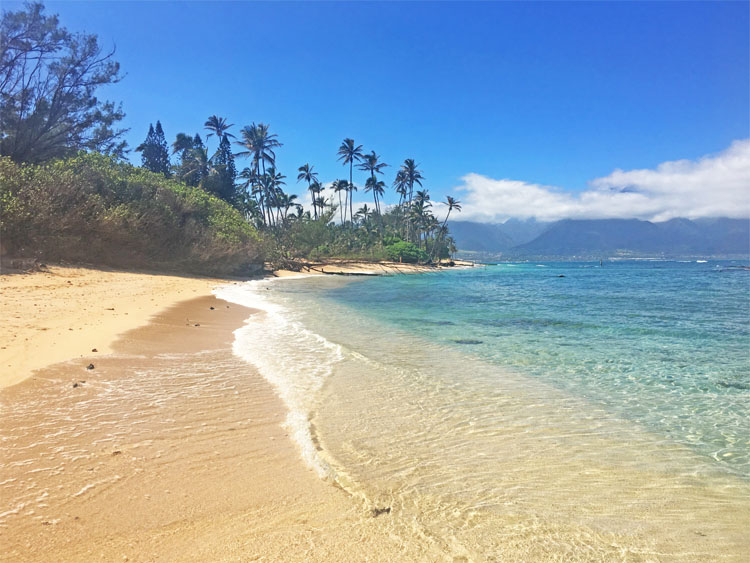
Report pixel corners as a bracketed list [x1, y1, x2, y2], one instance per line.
[86, 363, 95, 370]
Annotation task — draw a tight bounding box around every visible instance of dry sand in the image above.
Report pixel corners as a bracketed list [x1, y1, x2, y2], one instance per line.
[0, 265, 233, 388]
[0, 264, 441, 561]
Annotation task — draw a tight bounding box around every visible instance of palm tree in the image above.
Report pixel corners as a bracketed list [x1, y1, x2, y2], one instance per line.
[238, 166, 263, 218]
[235, 123, 282, 176]
[297, 163, 319, 219]
[265, 167, 286, 226]
[441, 196, 462, 229]
[357, 151, 388, 216]
[354, 204, 373, 227]
[429, 196, 461, 261]
[393, 169, 408, 207]
[314, 195, 327, 217]
[278, 193, 299, 222]
[337, 138, 364, 222]
[414, 189, 431, 207]
[179, 146, 212, 186]
[346, 181, 358, 224]
[331, 179, 348, 224]
[398, 159, 424, 240]
[235, 123, 282, 226]
[311, 181, 324, 219]
[399, 159, 424, 207]
[410, 190, 432, 247]
[364, 176, 386, 215]
[172, 132, 195, 155]
[204, 115, 235, 142]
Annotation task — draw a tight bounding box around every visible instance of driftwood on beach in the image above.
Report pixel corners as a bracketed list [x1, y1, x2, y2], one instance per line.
[311, 269, 382, 276]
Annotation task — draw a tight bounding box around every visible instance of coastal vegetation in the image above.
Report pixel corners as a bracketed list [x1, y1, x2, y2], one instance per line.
[0, 2, 460, 273]
[0, 153, 261, 274]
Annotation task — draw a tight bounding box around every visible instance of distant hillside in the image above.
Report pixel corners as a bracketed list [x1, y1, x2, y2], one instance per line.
[452, 217, 750, 258]
[449, 219, 549, 252]
[447, 222, 515, 252]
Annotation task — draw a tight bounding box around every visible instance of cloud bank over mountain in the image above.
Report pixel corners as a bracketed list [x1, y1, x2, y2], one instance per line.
[456, 139, 750, 223]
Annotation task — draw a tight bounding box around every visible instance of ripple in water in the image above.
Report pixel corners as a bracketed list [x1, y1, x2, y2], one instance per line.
[216, 265, 750, 559]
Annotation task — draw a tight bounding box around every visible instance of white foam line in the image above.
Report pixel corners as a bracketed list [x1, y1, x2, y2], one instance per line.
[214, 279, 342, 479]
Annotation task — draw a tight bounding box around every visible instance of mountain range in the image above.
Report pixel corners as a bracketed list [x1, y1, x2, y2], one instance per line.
[449, 218, 750, 259]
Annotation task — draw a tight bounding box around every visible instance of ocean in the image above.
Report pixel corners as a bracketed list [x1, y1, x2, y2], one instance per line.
[215, 260, 750, 559]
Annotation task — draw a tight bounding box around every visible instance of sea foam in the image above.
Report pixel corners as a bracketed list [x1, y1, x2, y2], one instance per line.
[214, 277, 343, 478]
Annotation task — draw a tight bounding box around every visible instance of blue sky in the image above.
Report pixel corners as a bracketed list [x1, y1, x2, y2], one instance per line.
[11, 1, 750, 220]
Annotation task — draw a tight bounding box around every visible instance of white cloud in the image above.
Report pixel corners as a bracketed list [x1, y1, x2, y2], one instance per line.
[456, 139, 750, 223]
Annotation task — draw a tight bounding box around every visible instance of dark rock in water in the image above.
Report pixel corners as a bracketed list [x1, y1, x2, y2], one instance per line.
[91, 348, 97, 352]
[557, 274, 566, 278]
[717, 380, 750, 390]
[86, 363, 94, 370]
[371, 507, 391, 517]
[453, 339, 483, 345]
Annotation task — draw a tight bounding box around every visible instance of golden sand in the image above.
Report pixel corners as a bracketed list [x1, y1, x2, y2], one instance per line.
[0, 266, 433, 561]
[0, 265, 234, 388]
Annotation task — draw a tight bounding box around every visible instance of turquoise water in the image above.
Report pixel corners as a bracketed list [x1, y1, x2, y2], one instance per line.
[216, 261, 750, 558]
[325, 261, 750, 476]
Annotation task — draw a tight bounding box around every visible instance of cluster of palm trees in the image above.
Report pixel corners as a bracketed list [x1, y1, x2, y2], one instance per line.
[168, 115, 461, 260]
[171, 115, 236, 193]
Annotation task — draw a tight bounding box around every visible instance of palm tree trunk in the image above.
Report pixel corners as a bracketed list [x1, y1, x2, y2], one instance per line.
[349, 162, 354, 225]
[308, 181, 317, 220]
[406, 179, 414, 242]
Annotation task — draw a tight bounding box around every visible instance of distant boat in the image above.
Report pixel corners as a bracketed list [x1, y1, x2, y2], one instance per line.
[696, 260, 708, 263]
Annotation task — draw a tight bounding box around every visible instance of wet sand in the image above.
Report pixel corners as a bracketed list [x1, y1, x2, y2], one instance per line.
[0, 294, 434, 561]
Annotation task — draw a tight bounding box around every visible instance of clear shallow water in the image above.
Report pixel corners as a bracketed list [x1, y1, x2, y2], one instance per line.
[324, 261, 750, 476]
[216, 261, 750, 559]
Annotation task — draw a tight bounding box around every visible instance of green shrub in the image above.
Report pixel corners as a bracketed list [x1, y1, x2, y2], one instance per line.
[385, 241, 428, 263]
[0, 153, 262, 275]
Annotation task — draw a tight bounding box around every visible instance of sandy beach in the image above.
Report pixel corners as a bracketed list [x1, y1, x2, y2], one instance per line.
[0, 264, 444, 561]
[2, 261, 749, 561]
[0, 266, 237, 389]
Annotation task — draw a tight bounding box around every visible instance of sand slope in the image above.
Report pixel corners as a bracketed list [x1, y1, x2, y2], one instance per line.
[0, 265, 232, 388]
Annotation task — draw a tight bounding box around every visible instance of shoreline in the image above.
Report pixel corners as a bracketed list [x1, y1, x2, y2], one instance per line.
[271, 258, 477, 278]
[0, 261, 463, 560]
[1, 259, 460, 389]
[0, 271, 430, 561]
[2, 262, 749, 560]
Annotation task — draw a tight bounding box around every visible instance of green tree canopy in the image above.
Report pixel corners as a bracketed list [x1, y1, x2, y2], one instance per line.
[136, 121, 170, 176]
[0, 2, 126, 163]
